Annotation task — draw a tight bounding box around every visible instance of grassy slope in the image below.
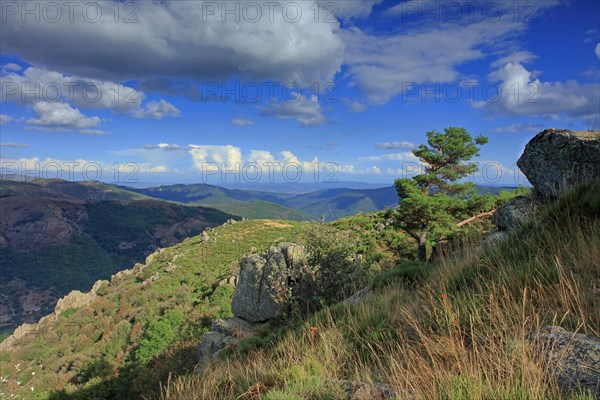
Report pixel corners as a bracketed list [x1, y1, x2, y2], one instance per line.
[0, 220, 308, 399]
[200, 201, 314, 221]
[161, 185, 599, 399]
[127, 184, 313, 221]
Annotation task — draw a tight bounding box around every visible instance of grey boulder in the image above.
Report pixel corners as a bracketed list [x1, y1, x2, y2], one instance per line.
[517, 129, 600, 197]
[530, 326, 600, 397]
[231, 243, 306, 323]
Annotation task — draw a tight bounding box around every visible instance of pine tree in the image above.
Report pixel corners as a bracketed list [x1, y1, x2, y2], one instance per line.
[394, 127, 492, 261]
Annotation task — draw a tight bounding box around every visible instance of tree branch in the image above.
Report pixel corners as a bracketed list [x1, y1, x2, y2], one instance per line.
[456, 210, 496, 228]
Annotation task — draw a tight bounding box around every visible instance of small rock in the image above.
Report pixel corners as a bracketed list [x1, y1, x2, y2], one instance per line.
[529, 326, 600, 397]
[343, 287, 373, 305]
[482, 231, 508, 249]
[493, 196, 539, 230]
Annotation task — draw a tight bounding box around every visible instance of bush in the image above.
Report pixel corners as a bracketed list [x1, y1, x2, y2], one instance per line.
[271, 223, 368, 319]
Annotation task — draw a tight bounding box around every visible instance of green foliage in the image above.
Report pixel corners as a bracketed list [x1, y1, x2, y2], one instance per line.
[77, 358, 113, 384]
[59, 307, 77, 319]
[393, 127, 492, 261]
[135, 310, 184, 365]
[270, 223, 370, 319]
[371, 260, 430, 288]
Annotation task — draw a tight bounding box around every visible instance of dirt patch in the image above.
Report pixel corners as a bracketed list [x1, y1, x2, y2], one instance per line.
[260, 220, 293, 228]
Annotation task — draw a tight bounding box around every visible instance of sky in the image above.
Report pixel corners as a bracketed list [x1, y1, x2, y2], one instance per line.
[0, 0, 599, 187]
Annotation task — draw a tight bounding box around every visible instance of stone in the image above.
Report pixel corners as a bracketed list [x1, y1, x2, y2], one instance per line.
[197, 317, 261, 366]
[231, 243, 306, 323]
[493, 196, 539, 230]
[374, 223, 386, 232]
[530, 326, 600, 397]
[482, 231, 508, 249]
[201, 231, 210, 242]
[55, 290, 96, 315]
[517, 129, 600, 197]
[342, 287, 373, 305]
[197, 332, 227, 365]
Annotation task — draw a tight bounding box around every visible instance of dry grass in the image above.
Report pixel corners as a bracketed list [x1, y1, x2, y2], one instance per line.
[160, 187, 600, 400]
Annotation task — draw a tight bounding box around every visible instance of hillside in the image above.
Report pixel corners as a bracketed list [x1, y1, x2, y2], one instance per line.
[0, 181, 235, 331]
[126, 184, 313, 221]
[126, 183, 522, 222]
[0, 220, 308, 399]
[127, 183, 401, 221]
[159, 184, 600, 400]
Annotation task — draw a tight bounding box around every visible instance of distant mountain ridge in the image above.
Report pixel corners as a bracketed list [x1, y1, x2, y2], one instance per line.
[126, 183, 400, 221]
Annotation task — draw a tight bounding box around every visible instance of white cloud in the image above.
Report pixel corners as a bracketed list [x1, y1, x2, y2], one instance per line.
[359, 152, 420, 162]
[80, 129, 111, 136]
[341, 18, 526, 104]
[596, 43, 600, 59]
[0, 114, 12, 125]
[343, 98, 367, 113]
[366, 166, 381, 174]
[375, 141, 415, 150]
[490, 123, 543, 134]
[490, 51, 538, 69]
[232, 118, 254, 127]
[0, 142, 29, 148]
[1, 63, 21, 72]
[135, 99, 181, 119]
[1, 1, 345, 88]
[189, 145, 243, 171]
[474, 62, 600, 120]
[1, 67, 144, 114]
[0, 156, 170, 177]
[260, 93, 330, 126]
[316, 0, 382, 19]
[1, 67, 180, 120]
[27, 102, 102, 131]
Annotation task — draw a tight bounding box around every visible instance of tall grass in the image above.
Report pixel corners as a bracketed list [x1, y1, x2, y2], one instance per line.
[159, 186, 599, 399]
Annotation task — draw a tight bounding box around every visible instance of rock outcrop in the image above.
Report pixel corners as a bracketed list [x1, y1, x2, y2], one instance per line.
[197, 317, 260, 366]
[530, 326, 600, 397]
[517, 129, 600, 197]
[492, 195, 540, 231]
[231, 243, 306, 323]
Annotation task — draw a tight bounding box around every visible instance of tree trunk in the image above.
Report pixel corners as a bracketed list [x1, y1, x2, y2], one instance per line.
[418, 234, 427, 262]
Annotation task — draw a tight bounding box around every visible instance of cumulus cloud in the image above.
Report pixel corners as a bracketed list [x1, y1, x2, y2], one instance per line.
[474, 62, 600, 120]
[343, 98, 367, 112]
[232, 118, 254, 127]
[0, 114, 12, 125]
[189, 145, 244, 171]
[0, 1, 345, 88]
[596, 43, 600, 59]
[135, 99, 181, 119]
[375, 141, 415, 150]
[1, 67, 144, 114]
[1, 63, 22, 72]
[27, 102, 102, 131]
[1, 67, 181, 125]
[260, 93, 330, 126]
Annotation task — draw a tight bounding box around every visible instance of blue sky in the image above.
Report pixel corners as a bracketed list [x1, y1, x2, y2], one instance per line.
[0, 0, 598, 187]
